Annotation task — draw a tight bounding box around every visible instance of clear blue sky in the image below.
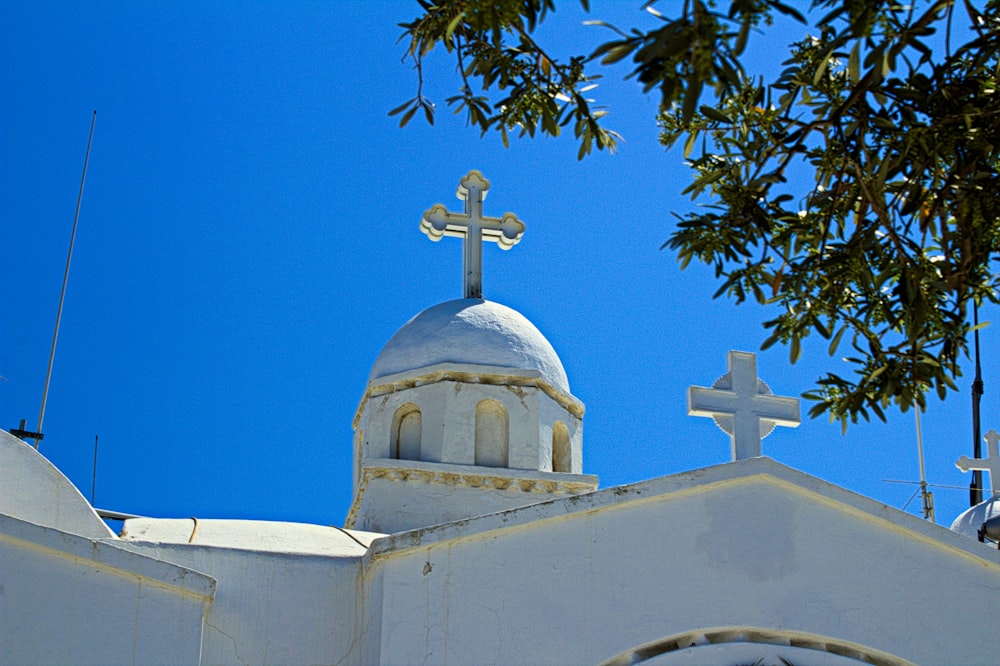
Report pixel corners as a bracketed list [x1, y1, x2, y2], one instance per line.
[2, 1, 995, 529]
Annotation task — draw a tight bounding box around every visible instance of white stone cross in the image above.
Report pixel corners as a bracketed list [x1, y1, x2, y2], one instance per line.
[687, 350, 801, 461]
[420, 170, 525, 299]
[956, 429, 1000, 497]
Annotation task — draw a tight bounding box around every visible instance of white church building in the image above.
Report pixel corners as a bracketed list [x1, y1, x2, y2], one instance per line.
[3, 172, 999, 665]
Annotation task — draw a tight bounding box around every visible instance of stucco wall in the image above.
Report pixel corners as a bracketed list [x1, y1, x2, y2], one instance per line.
[359, 376, 581, 474]
[349, 459, 597, 533]
[119, 541, 370, 666]
[368, 469, 1000, 665]
[1, 516, 212, 666]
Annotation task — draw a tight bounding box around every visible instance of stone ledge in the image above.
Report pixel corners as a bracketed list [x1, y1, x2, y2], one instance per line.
[345, 458, 598, 529]
[353, 362, 585, 427]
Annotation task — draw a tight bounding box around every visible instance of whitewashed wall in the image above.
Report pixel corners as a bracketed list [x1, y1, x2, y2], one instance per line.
[366, 460, 1000, 665]
[119, 533, 371, 665]
[1, 516, 213, 666]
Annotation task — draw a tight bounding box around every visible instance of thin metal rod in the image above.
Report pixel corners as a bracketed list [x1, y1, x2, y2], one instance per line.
[36, 110, 96, 450]
[91, 434, 98, 505]
[915, 407, 935, 522]
[971, 301, 984, 506]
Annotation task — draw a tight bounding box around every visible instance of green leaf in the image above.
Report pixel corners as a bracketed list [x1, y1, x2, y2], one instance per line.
[848, 42, 861, 84]
[760, 331, 781, 351]
[681, 79, 703, 126]
[828, 326, 847, 356]
[683, 129, 699, 159]
[814, 317, 831, 339]
[734, 17, 750, 56]
[771, 2, 806, 23]
[699, 105, 732, 123]
[388, 100, 414, 117]
[813, 51, 833, 86]
[398, 105, 418, 128]
[600, 43, 639, 65]
[445, 12, 464, 43]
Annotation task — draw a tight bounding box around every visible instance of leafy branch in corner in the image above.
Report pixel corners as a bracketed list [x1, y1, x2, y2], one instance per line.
[395, 0, 1000, 430]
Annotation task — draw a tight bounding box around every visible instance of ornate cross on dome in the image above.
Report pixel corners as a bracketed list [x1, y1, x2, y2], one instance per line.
[420, 170, 525, 299]
[687, 350, 801, 461]
[956, 429, 1000, 497]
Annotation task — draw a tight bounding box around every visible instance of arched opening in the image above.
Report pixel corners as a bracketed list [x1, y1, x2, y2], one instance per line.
[391, 404, 422, 461]
[475, 400, 508, 468]
[598, 627, 911, 666]
[552, 421, 571, 473]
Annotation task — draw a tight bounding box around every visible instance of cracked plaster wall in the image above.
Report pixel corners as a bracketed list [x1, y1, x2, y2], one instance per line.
[119, 542, 369, 666]
[1, 532, 208, 665]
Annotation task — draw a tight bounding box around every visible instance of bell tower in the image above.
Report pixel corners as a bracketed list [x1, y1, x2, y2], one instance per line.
[345, 172, 597, 533]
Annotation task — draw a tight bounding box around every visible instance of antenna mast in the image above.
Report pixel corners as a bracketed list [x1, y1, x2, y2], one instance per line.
[970, 301, 984, 506]
[915, 408, 935, 522]
[33, 110, 97, 450]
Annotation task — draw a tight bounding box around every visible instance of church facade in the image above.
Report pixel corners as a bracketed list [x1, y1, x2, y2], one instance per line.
[3, 172, 1000, 665]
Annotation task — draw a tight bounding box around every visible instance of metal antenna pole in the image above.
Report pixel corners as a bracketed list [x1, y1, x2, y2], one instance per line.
[970, 301, 984, 507]
[91, 434, 98, 505]
[36, 110, 96, 450]
[915, 407, 934, 522]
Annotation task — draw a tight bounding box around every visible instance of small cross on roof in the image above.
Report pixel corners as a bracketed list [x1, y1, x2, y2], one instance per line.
[956, 429, 1000, 498]
[687, 350, 801, 461]
[420, 170, 525, 299]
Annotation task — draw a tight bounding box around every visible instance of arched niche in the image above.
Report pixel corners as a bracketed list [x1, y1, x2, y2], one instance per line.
[391, 404, 422, 461]
[475, 399, 509, 468]
[552, 420, 571, 473]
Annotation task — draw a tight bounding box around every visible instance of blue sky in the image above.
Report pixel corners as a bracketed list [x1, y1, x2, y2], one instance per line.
[2, 1, 996, 530]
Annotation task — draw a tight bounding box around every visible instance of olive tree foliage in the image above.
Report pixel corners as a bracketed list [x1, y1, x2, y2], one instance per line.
[395, 0, 1000, 429]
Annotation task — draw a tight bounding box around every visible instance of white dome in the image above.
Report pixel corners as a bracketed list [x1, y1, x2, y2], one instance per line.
[950, 494, 1000, 541]
[369, 299, 570, 394]
[0, 429, 112, 539]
